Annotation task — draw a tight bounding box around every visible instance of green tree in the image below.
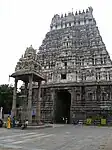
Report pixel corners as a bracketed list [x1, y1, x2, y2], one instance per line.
[0, 84, 13, 114]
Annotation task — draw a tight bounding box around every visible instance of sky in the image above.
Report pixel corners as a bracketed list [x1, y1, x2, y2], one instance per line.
[0, 0, 112, 86]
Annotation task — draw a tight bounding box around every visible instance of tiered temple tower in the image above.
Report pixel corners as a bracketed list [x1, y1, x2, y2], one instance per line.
[12, 7, 112, 123]
[36, 7, 112, 123]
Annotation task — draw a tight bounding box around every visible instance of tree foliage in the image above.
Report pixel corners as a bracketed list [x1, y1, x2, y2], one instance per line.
[0, 84, 13, 114]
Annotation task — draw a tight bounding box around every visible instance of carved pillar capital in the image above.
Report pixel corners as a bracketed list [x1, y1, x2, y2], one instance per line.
[50, 88, 55, 93]
[68, 87, 75, 95]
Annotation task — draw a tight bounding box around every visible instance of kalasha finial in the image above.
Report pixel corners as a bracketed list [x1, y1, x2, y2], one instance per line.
[75, 11, 78, 15]
[86, 9, 88, 13]
[61, 14, 63, 18]
[29, 45, 33, 50]
[79, 10, 81, 14]
[83, 9, 85, 13]
[88, 6, 93, 13]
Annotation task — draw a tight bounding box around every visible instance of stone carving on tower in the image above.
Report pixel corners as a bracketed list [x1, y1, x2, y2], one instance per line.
[37, 7, 112, 85]
[36, 7, 112, 122]
[15, 45, 44, 78]
[12, 7, 112, 123]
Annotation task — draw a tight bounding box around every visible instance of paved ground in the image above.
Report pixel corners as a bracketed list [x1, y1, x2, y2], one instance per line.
[0, 125, 112, 150]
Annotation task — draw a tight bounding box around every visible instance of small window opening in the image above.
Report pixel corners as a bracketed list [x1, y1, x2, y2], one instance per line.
[98, 73, 100, 80]
[96, 73, 97, 80]
[109, 73, 110, 80]
[89, 19, 92, 22]
[64, 62, 67, 67]
[61, 74, 66, 79]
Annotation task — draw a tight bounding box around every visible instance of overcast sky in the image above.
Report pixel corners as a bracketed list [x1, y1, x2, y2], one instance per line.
[0, 0, 112, 86]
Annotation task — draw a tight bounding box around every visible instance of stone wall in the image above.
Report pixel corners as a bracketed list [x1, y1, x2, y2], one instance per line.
[39, 84, 112, 123]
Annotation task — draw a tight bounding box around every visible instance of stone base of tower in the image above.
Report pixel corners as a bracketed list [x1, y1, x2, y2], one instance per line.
[40, 110, 111, 125]
[37, 82, 112, 124]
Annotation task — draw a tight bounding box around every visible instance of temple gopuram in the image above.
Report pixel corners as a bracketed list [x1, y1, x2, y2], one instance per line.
[11, 7, 112, 124]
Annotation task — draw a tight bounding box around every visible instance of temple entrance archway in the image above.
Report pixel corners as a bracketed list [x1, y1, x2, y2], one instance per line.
[55, 89, 71, 124]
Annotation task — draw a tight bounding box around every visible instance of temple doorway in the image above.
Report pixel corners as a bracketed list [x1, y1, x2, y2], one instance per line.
[55, 90, 71, 124]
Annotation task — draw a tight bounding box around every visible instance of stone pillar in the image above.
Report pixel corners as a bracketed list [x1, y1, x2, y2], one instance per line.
[28, 75, 33, 124]
[96, 85, 101, 114]
[70, 89, 73, 123]
[68, 88, 75, 123]
[21, 82, 28, 123]
[81, 86, 85, 106]
[11, 78, 18, 117]
[36, 81, 41, 124]
[69, 88, 77, 123]
[51, 88, 55, 123]
[24, 82, 28, 116]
